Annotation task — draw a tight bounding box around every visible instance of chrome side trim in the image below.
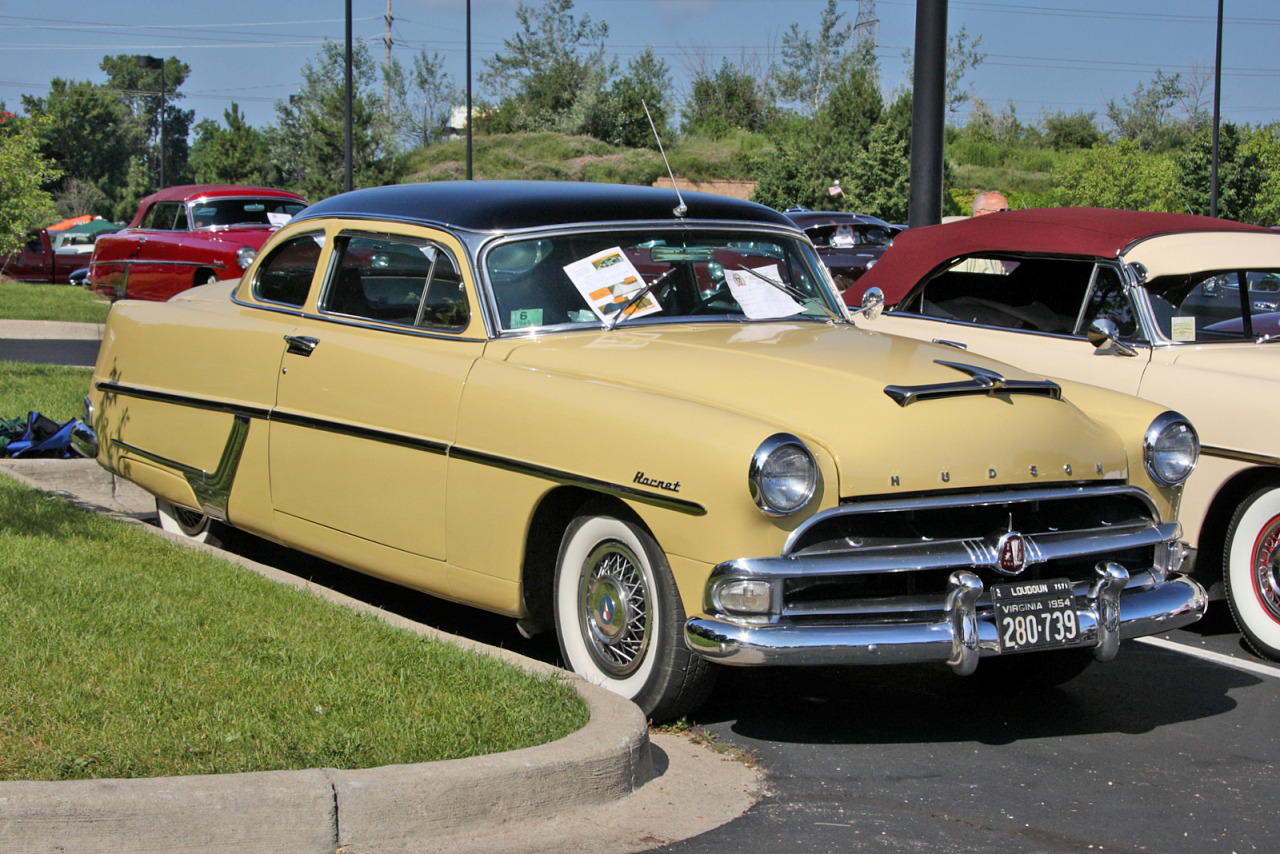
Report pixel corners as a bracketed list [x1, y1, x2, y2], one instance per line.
[449, 447, 706, 516]
[1201, 445, 1280, 467]
[111, 414, 250, 521]
[96, 381, 703, 516]
[884, 360, 1062, 407]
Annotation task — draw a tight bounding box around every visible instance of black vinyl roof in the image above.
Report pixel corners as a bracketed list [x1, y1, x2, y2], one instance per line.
[292, 180, 794, 233]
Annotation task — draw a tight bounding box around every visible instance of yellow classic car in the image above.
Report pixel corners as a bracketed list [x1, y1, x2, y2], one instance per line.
[81, 182, 1206, 720]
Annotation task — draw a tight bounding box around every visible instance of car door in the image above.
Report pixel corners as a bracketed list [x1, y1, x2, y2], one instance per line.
[267, 226, 483, 566]
[873, 257, 1152, 395]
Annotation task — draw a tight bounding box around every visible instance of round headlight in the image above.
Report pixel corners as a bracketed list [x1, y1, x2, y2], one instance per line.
[749, 433, 818, 515]
[235, 245, 257, 271]
[1144, 411, 1198, 487]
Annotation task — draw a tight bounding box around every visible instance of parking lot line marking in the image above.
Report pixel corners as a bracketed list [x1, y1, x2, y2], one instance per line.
[1136, 636, 1280, 678]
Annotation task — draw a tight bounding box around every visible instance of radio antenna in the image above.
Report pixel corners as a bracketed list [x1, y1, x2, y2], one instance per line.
[643, 99, 686, 218]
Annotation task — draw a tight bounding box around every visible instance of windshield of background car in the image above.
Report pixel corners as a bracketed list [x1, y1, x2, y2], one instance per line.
[1144, 269, 1280, 342]
[484, 228, 839, 333]
[189, 198, 307, 229]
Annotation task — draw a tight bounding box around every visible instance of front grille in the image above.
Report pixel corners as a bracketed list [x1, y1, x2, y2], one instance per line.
[773, 485, 1164, 622]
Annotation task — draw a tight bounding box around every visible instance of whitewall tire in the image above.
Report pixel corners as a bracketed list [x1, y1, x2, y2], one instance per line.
[156, 498, 229, 548]
[1224, 485, 1280, 661]
[553, 510, 713, 721]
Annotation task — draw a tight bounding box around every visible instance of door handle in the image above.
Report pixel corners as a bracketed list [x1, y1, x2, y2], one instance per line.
[284, 335, 320, 356]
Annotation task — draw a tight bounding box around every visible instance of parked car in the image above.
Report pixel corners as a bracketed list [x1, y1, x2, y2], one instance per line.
[88, 184, 307, 301]
[80, 183, 1205, 719]
[1, 227, 96, 283]
[784, 208, 903, 302]
[853, 206, 1280, 660]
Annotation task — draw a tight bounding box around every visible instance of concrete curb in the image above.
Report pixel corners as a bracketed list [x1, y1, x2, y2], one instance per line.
[0, 459, 656, 853]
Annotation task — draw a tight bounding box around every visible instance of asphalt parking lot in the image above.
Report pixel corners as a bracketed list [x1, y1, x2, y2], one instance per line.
[218, 519, 1279, 854]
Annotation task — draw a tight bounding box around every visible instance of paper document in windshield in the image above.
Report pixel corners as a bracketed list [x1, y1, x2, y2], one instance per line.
[728, 265, 803, 319]
[564, 247, 662, 322]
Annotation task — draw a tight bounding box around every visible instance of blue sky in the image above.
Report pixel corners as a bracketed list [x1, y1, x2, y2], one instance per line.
[1, 0, 1277, 132]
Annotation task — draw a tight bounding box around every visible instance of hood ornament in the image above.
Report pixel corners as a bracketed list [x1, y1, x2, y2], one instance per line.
[884, 360, 1062, 407]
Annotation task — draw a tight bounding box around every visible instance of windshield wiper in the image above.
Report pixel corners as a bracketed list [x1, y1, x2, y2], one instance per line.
[607, 267, 677, 330]
[733, 265, 846, 323]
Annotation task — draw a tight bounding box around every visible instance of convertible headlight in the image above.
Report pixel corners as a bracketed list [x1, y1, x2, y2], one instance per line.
[1144, 411, 1199, 487]
[749, 433, 818, 515]
[235, 245, 257, 271]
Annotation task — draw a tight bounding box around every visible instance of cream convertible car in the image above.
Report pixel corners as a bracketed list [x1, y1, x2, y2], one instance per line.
[855, 207, 1280, 662]
[81, 183, 1206, 719]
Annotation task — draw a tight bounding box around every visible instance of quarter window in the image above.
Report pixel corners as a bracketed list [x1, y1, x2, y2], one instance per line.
[321, 233, 469, 331]
[253, 232, 325, 308]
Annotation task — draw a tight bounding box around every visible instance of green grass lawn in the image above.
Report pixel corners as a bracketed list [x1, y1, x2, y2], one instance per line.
[0, 361, 589, 781]
[0, 278, 111, 324]
[0, 362, 93, 423]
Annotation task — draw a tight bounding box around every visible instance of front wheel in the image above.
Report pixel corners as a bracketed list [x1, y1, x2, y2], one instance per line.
[1224, 485, 1280, 660]
[156, 498, 233, 549]
[553, 510, 714, 721]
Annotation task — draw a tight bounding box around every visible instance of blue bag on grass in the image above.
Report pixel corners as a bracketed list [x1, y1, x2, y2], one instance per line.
[2, 411, 84, 458]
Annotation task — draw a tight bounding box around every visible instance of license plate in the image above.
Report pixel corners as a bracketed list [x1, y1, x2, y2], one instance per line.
[991, 579, 1085, 653]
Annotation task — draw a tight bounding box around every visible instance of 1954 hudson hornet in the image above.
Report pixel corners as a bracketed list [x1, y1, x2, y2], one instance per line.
[81, 182, 1206, 719]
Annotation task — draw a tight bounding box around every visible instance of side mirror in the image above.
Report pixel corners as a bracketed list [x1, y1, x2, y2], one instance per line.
[858, 286, 885, 321]
[1087, 318, 1138, 357]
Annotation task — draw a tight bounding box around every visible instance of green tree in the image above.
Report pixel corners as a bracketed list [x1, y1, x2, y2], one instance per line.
[682, 60, 777, 139]
[267, 40, 403, 201]
[1239, 123, 1280, 226]
[1051, 138, 1179, 211]
[188, 103, 270, 185]
[1174, 123, 1270, 222]
[0, 119, 59, 255]
[100, 55, 194, 190]
[776, 0, 854, 116]
[1042, 110, 1102, 151]
[903, 25, 985, 115]
[20, 79, 136, 218]
[1106, 70, 1187, 152]
[585, 47, 672, 149]
[412, 50, 457, 146]
[478, 0, 612, 134]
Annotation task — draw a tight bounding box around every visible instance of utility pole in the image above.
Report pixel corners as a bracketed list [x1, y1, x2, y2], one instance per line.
[907, 0, 947, 227]
[384, 0, 393, 117]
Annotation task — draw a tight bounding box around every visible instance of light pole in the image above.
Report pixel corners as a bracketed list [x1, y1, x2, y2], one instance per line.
[136, 55, 165, 188]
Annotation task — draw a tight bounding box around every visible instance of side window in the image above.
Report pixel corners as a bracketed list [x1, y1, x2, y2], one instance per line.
[253, 232, 325, 308]
[1164, 270, 1280, 341]
[141, 202, 185, 231]
[321, 232, 468, 331]
[922, 257, 1091, 335]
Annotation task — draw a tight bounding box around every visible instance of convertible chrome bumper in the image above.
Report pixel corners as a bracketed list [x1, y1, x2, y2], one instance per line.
[685, 563, 1207, 670]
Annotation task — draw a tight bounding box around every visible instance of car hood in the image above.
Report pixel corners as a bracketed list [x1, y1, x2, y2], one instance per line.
[498, 322, 1130, 495]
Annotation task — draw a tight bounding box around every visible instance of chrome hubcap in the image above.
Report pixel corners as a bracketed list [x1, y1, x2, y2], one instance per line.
[579, 540, 651, 677]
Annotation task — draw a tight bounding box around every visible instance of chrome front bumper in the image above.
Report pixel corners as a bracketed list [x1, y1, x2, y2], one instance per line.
[685, 562, 1207, 671]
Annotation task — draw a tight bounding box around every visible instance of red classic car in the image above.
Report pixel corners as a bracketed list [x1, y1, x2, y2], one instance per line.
[89, 185, 308, 301]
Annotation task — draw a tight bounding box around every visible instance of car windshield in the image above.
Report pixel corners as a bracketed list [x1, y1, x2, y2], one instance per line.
[188, 198, 306, 229]
[485, 228, 842, 333]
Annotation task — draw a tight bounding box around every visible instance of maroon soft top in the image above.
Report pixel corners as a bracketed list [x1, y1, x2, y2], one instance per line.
[847, 207, 1268, 308]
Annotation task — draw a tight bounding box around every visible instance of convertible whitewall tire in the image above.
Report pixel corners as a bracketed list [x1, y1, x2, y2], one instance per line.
[553, 511, 713, 721]
[1224, 485, 1280, 661]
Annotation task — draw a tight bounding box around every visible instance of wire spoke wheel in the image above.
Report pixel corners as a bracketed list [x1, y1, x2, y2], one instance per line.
[579, 540, 652, 677]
